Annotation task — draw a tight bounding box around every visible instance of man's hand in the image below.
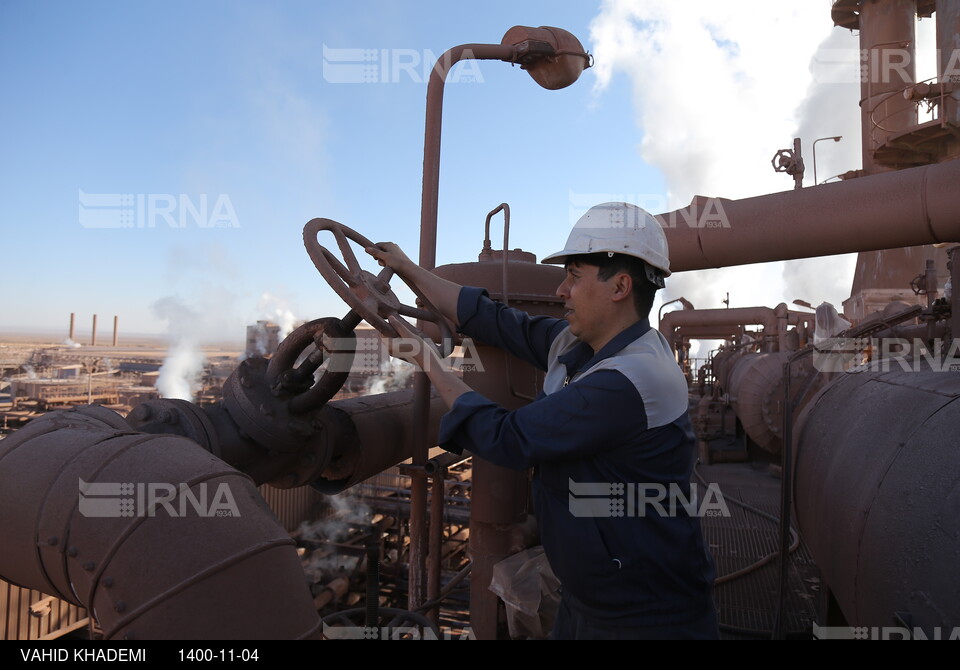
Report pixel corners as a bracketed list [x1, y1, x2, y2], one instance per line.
[366, 242, 415, 277]
[363, 242, 463, 328]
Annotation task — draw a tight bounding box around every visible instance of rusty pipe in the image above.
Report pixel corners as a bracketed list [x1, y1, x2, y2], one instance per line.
[0, 405, 321, 639]
[658, 159, 960, 272]
[310, 390, 446, 494]
[660, 306, 789, 354]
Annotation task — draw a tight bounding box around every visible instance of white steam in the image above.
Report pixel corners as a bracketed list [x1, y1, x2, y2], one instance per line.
[63, 338, 82, 349]
[364, 358, 414, 395]
[589, 1, 863, 327]
[157, 339, 205, 400]
[153, 296, 206, 402]
[297, 493, 373, 579]
[257, 292, 298, 339]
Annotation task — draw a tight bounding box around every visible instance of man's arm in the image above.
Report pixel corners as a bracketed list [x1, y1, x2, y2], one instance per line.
[368, 243, 567, 370]
[438, 370, 649, 470]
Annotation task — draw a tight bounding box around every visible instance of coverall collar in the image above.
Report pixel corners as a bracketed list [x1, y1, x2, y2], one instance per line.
[558, 318, 652, 379]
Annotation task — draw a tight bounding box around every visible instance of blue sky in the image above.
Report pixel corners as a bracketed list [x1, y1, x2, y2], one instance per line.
[2, 1, 877, 341]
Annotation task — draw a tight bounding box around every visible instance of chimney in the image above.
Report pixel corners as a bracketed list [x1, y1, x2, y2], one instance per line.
[92, 314, 98, 347]
[113, 315, 119, 347]
[69, 313, 75, 341]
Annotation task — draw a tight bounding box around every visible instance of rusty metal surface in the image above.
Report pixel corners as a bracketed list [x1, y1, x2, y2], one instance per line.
[0, 406, 321, 639]
[727, 353, 790, 454]
[310, 389, 446, 493]
[858, 0, 918, 172]
[658, 159, 960, 273]
[794, 367, 960, 629]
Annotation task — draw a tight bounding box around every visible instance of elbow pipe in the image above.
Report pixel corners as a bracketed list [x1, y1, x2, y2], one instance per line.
[659, 159, 960, 272]
[660, 307, 781, 353]
[0, 405, 321, 640]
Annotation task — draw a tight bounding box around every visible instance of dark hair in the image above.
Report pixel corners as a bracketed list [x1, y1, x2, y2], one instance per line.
[567, 253, 660, 319]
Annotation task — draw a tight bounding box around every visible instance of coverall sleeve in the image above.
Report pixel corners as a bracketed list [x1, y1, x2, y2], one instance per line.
[438, 369, 647, 470]
[457, 286, 567, 372]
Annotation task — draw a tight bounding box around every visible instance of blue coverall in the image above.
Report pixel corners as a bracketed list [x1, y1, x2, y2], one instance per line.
[438, 287, 718, 639]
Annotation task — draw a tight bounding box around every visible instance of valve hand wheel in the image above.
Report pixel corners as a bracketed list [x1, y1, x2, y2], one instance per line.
[304, 218, 454, 358]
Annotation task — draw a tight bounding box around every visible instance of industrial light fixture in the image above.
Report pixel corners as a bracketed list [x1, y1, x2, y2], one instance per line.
[813, 136, 842, 186]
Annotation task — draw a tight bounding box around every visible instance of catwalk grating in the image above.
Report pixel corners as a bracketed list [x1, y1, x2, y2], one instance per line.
[697, 463, 820, 639]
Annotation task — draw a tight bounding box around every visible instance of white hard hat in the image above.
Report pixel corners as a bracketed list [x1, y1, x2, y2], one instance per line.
[541, 202, 671, 276]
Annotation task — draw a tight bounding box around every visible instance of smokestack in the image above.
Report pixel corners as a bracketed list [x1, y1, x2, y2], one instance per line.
[91, 314, 97, 347]
[113, 315, 119, 347]
[69, 313, 75, 341]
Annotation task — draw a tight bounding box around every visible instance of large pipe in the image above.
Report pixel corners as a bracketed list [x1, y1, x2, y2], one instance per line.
[309, 390, 446, 493]
[793, 366, 960, 630]
[0, 405, 321, 639]
[658, 159, 960, 272]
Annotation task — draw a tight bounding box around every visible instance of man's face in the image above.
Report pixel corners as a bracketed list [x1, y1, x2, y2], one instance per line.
[556, 260, 617, 348]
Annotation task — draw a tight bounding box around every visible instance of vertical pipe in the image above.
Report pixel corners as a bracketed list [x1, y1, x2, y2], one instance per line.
[411, 43, 515, 614]
[365, 539, 380, 629]
[426, 469, 445, 624]
[112, 316, 119, 347]
[68, 313, 75, 342]
[857, 0, 918, 174]
[774, 355, 797, 639]
[91, 314, 97, 347]
[937, 0, 960, 127]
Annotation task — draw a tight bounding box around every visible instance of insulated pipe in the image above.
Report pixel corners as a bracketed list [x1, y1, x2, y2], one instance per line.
[793, 366, 960, 629]
[0, 405, 321, 640]
[309, 390, 446, 493]
[658, 159, 960, 272]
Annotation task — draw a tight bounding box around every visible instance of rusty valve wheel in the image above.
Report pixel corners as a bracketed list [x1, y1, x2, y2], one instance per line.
[303, 218, 454, 358]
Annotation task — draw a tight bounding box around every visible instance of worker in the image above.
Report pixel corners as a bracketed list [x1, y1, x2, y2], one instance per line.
[366, 202, 717, 640]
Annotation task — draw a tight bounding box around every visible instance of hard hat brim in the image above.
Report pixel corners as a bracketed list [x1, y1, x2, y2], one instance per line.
[540, 248, 672, 276]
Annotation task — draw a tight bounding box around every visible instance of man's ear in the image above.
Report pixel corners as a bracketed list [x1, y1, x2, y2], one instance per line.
[610, 272, 633, 304]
